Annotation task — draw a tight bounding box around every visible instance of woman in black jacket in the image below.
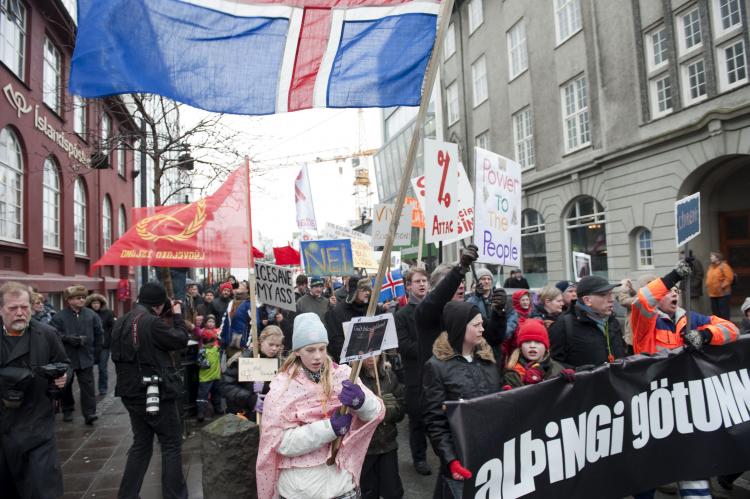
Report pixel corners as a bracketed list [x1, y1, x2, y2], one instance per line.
[422, 301, 502, 499]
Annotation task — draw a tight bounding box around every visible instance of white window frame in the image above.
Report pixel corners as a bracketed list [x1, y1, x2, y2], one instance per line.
[73, 95, 86, 137]
[73, 178, 87, 256]
[42, 158, 60, 250]
[682, 58, 708, 105]
[637, 229, 654, 269]
[645, 26, 669, 72]
[0, 0, 27, 80]
[444, 23, 456, 61]
[117, 141, 126, 177]
[101, 113, 111, 147]
[717, 38, 748, 91]
[711, 0, 742, 37]
[650, 74, 674, 118]
[507, 20, 528, 80]
[102, 195, 112, 252]
[676, 6, 703, 55]
[475, 131, 489, 150]
[471, 55, 488, 107]
[554, 0, 582, 46]
[42, 37, 61, 113]
[512, 107, 535, 170]
[0, 127, 23, 243]
[446, 81, 460, 126]
[560, 75, 590, 153]
[118, 204, 127, 238]
[467, 0, 483, 34]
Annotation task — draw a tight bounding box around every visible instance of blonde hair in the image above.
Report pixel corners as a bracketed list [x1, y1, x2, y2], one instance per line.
[259, 325, 284, 345]
[537, 285, 562, 305]
[279, 349, 334, 402]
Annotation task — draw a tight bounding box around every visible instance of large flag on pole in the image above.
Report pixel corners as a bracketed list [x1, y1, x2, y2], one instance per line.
[295, 164, 317, 231]
[91, 165, 261, 269]
[69, 0, 441, 115]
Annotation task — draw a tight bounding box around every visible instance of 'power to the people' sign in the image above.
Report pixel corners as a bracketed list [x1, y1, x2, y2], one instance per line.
[675, 192, 700, 247]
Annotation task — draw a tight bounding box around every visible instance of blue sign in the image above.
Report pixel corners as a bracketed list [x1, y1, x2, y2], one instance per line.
[675, 192, 701, 247]
[300, 239, 354, 276]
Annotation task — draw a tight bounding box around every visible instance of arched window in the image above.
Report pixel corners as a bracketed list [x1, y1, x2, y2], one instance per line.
[102, 195, 112, 251]
[118, 204, 127, 239]
[42, 157, 60, 249]
[0, 128, 23, 242]
[73, 178, 87, 255]
[637, 229, 653, 268]
[521, 209, 547, 287]
[566, 196, 608, 278]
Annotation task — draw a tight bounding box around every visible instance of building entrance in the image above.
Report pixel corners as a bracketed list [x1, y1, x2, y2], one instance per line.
[719, 210, 750, 306]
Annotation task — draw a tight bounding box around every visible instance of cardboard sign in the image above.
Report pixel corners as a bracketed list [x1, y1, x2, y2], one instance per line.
[405, 197, 425, 228]
[254, 262, 295, 312]
[675, 192, 701, 247]
[573, 251, 592, 282]
[322, 223, 378, 269]
[373, 250, 401, 270]
[424, 139, 459, 244]
[473, 148, 522, 265]
[238, 357, 279, 382]
[372, 203, 413, 247]
[340, 313, 398, 364]
[300, 239, 354, 276]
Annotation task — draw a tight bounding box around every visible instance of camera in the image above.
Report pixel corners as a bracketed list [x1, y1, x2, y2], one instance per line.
[36, 363, 68, 399]
[141, 375, 161, 416]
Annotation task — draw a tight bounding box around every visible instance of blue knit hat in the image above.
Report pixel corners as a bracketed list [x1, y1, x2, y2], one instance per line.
[292, 313, 329, 351]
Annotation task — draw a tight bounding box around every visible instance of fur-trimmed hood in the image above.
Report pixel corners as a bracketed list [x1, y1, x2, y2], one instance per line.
[432, 331, 495, 363]
[85, 293, 108, 309]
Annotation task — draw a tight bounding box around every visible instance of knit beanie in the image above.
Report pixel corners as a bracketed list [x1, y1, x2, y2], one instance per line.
[476, 268, 493, 281]
[555, 280, 575, 294]
[219, 282, 233, 292]
[517, 319, 550, 349]
[442, 301, 483, 354]
[292, 313, 329, 351]
[137, 282, 168, 306]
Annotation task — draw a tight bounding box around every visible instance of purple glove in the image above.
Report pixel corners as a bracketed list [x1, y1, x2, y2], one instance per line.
[330, 412, 352, 436]
[254, 394, 265, 413]
[339, 380, 365, 410]
[253, 381, 264, 393]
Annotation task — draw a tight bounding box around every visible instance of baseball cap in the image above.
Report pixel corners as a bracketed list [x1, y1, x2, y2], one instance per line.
[576, 276, 616, 297]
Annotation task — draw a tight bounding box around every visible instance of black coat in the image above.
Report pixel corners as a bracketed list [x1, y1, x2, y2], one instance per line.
[219, 351, 273, 415]
[95, 309, 115, 349]
[360, 364, 405, 455]
[51, 307, 103, 370]
[422, 332, 501, 474]
[111, 304, 189, 403]
[395, 302, 420, 387]
[548, 304, 626, 368]
[503, 277, 530, 289]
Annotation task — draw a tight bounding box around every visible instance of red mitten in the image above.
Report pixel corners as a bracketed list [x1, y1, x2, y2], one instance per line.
[502, 384, 512, 391]
[560, 368, 576, 383]
[522, 366, 544, 385]
[449, 460, 472, 480]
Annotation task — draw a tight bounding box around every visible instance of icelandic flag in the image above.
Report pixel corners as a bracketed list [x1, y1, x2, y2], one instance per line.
[69, 0, 441, 115]
[375, 269, 405, 302]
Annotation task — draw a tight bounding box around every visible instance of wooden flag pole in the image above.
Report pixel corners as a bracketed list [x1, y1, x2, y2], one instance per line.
[328, 0, 455, 463]
[245, 156, 261, 425]
[417, 227, 425, 268]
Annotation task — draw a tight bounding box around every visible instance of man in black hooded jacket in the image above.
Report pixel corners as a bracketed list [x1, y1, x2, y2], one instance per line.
[324, 276, 384, 361]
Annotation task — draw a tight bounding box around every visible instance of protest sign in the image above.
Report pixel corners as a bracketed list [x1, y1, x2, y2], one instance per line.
[572, 251, 592, 281]
[412, 161, 473, 245]
[676, 192, 701, 247]
[474, 148, 522, 265]
[405, 197, 425, 228]
[340, 313, 398, 364]
[300, 239, 354, 276]
[447, 340, 750, 499]
[238, 357, 280, 382]
[373, 250, 401, 270]
[372, 203, 413, 247]
[424, 139, 459, 244]
[323, 223, 378, 269]
[254, 261, 295, 312]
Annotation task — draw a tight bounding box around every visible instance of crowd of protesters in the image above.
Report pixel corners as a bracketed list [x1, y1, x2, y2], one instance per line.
[1, 247, 747, 499]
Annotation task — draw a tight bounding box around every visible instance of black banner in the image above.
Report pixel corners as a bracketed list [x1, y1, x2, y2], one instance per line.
[446, 338, 750, 498]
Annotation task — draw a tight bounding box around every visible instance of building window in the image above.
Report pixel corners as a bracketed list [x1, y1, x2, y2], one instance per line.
[646, 26, 668, 71]
[102, 195, 112, 252]
[0, 0, 26, 80]
[554, 0, 582, 45]
[637, 229, 653, 268]
[475, 131, 489, 150]
[117, 142, 126, 177]
[718, 39, 748, 90]
[683, 58, 707, 104]
[73, 96, 86, 137]
[42, 38, 61, 113]
[713, 0, 742, 34]
[561, 75, 590, 152]
[446, 82, 460, 126]
[566, 196, 608, 279]
[0, 127, 23, 242]
[101, 113, 111, 147]
[472, 55, 488, 107]
[468, 0, 483, 34]
[444, 23, 456, 60]
[650, 74, 673, 118]
[513, 107, 535, 169]
[118, 204, 127, 238]
[521, 210, 547, 288]
[73, 178, 87, 255]
[677, 7, 702, 54]
[42, 158, 60, 250]
[507, 21, 528, 80]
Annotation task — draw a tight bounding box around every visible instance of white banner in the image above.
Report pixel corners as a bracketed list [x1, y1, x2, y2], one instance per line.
[424, 139, 460, 244]
[295, 164, 317, 231]
[372, 203, 413, 247]
[254, 261, 296, 312]
[473, 148, 522, 266]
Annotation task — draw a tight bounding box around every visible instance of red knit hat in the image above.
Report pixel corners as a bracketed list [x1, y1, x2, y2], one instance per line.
[219, 282, 233, 292]
[517, 319, 549, 349]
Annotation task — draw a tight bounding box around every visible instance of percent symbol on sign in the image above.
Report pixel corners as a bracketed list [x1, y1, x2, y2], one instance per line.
[437, 150, 452, 208]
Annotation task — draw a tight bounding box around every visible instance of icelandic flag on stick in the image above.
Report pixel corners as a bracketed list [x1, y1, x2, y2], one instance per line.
[375, 269, 405, 302]
[69, 0, 441, 115]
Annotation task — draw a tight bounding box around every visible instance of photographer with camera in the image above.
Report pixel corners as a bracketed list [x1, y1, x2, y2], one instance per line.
[111, 282, 189, 499]
[0, 282, 69, 499]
